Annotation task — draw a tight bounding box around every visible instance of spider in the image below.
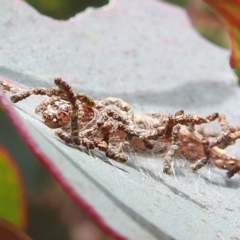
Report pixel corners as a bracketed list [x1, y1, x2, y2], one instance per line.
[1, 78, 240, 178]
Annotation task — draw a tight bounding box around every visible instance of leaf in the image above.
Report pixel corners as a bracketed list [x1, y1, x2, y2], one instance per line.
[0, 145, 26, 229]
[204, 0, 240, 68]
[1, 0, 240, 239]
[0, 218, 31, 240]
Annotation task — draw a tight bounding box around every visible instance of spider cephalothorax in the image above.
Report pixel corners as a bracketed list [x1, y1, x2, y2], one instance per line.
[2, 78, 240, 178]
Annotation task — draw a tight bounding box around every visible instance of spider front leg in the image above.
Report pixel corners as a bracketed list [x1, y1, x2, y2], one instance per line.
[163, 124, 181, 174]
[54, 78, 101, 136]
[10, 85, 64, 103]
[0, 80, 19, 93]
[54, 78, 79, 136]
[56, 130, 128, 162]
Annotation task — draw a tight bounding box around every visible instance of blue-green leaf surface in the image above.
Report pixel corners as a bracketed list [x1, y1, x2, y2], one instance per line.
[1, 0, 240, 239]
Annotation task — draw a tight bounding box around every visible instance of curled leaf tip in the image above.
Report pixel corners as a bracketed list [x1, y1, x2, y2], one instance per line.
[204, 0, 240, 69]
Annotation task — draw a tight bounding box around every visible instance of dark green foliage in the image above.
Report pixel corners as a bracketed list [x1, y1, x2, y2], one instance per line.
[25, 0, 109, 19]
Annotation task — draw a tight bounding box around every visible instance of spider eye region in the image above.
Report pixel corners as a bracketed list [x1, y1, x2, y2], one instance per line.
[35, 97, 71, 128]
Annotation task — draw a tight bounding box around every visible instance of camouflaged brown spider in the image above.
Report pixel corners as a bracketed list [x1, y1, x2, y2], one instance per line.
[2, 78, 240, 178]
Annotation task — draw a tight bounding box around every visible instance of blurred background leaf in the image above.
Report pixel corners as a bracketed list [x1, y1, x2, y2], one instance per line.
[203, 0, 240, 69]
[0, 218, 31, 240]
[0, 146, 26, 228]
[24, 0, 109, 20]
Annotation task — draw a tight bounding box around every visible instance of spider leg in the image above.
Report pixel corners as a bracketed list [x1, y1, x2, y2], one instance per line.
[105, 108, 167, 151]
[209, 114, 240, 178]
[183, 112, 219, 133]
[95, 112, 128, 162]
[225, 164, 240, 178]
[76, 93, 96, 106]
[190, 114, 229, 173]
[106, 136, 128, 162]
[164, 111, 220, 175]
[105, 108, 166, 142]
[191, 138, 240, 178]
[10, 85, 64, 103]
[191, 114, 240, 178]
[54, 78, 79, 136]
[0, 80, 19, 93]
[57, 128, 127, 162]
[212, 114, 240, 149]
[206, 114, 231, 149]
[55, 128, 108, 152]
[175, 112, 218, 126]
[162, 124, 181, 174]
[54, 78, 102, 137]
[190, 137, 210, 173]
[157, 111, 218, 139]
